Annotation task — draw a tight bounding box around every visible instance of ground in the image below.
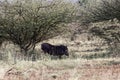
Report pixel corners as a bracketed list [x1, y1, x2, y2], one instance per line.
[0, 58, 120, 80]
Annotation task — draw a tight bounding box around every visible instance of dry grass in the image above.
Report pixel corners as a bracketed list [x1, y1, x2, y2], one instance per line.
[0, 26, 118, 80]
[0, 58, 120, 80]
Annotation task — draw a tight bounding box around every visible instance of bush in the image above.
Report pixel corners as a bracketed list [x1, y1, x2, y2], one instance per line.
[0, 0, 75, 55]
[89, 20, 120, 57]
[80, 0, 120, 24]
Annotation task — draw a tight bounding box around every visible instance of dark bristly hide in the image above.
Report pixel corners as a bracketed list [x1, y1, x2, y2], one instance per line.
[41, 43, 69, 58]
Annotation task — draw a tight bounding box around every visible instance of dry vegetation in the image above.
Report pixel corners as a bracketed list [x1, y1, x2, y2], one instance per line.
[0, 30, 119, 80]
[1, 58, 120, 80]
[0, 21, 119, 80]
[1, 0, 120, 80]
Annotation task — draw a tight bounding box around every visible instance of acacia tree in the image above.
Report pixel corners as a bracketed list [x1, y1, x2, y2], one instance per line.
[0, 0, 75, 55]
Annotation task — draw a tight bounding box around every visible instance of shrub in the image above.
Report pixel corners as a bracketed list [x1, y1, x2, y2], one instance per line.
[80, 0, 120, 23]
[89, 20, 120, 57]
[0, 0, 75, 55]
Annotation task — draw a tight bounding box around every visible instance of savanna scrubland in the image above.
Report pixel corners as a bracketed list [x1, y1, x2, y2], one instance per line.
[0, 0, 120, 80]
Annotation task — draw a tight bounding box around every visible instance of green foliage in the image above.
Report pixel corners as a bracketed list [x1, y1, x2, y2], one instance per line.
[0, 0, 75, 54]
[78, 0, 88, 6]
[90, 20, 120, 42]
[89, 20, 120, 57]
[77, 0, 120, 57]
[80, 0, 120, 23]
